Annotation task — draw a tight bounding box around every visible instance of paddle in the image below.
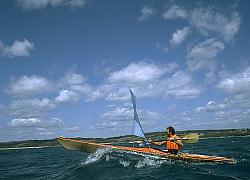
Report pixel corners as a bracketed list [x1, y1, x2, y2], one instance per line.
[152, 133, 199, 145]
[100, 133, 199, 145]
[180, 133, 199, 143]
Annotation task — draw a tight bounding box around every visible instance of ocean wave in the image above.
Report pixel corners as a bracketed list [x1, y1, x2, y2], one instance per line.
[80, 147, 113, 166]
[135, 157, 168, 169]
[119, 159, 131, 167]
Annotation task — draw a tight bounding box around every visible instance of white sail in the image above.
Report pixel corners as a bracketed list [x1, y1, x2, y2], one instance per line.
[129, 89, 145, 138]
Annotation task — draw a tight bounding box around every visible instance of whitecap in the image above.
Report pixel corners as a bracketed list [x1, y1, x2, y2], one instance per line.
[119, 159, 131, 167]
[80, 147, 112, 166]
[135, 157, 168, 169]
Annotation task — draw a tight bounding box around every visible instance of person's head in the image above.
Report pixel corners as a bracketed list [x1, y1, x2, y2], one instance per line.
[166, 126, 175, 137]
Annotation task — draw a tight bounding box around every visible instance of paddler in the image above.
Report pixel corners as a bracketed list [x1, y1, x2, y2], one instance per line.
[152, 126, 183, 155]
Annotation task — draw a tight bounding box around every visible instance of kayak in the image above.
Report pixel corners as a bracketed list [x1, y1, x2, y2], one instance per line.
[57, 137, 236, 163]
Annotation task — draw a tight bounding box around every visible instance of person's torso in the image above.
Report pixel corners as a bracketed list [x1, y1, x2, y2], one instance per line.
[166, 134, 181, 151]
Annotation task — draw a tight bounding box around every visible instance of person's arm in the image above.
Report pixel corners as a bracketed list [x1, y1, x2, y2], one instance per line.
[175, 139, 183, 147]
[173, 136, 183, 147]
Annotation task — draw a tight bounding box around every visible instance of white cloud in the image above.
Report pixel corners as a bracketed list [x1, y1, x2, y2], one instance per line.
[100, 106, 133, 123]
[55, 90, 80, 104]
[160, 71, 202, 99]
[107, 62, 175, 84]
[163, 4, 188, 20]
[9, 118, 41, 127]
[17, 0, 87, 10]
[138, 5, 156, 22]
[187, 38, 224, 71]
[86, 84, 111, 102]
[59, 70, 92, 95]
[205, 71, 217, 85]
[170, 26, 190, 46]
[61, 70, 85, 85]
[56, 70, 94, 103]
[189, 7, 241, 41]
[217, 67, 250, 97]
[156, 42, 169, 53]
[96, 105, 162, 132]
[162, 4, 241, 84]
[9, 98, 56, 117]
[0, 39, 34, 58]
[63, 126, 80, 132]
[222, 12, 241, 42]
[185, 97, 250, 130]
[5, 116, 80, 140]
[163, 5, 241, 42]
[195, 100, 227, 113]
[7, 75, 52, 97]
[68, 0, 86, 8]
[89, 63, 201, 101]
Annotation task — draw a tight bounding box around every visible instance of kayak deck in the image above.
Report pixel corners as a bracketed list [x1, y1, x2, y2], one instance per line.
[57, 137, 236, 163]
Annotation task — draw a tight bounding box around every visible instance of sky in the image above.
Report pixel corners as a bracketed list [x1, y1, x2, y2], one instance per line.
[0, 0, 250, 142]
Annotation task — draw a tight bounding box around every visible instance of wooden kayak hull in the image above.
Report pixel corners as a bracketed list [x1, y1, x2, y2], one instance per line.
[57, 137, 236, 163]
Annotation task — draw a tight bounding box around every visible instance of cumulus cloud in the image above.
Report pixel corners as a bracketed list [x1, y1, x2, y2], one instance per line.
[17, 0, 87, 10]
[0, 39, 34, 58]
[162, 4, 241, 82]
[195, 100, 227, 113]
[63, 126, 80, 132]
[156, 42, 169, 53]
[189, 7, 241, 41]
[59, 70, 92, 95]
[88, 62, 177, 101]
[6, 69, 92, 104]
[161, 71, 202, 99]
[217, 67, 250, 97]
[138, 5, 156, 22]
[181, 96, 250, 130]
[88, 62, 201, 101]
[163, 4, 188, 20]
[9, 118, 41, 127]
[35, 117, 79, 133]
[6, 116, 80, 140]
[107, 62, 176, 84]
[100, 106, 133, 123]
[57, 70, 92, 103]
[86, 84, 112, 102]
[55, 90, 80, 104]
[3, 70, 93, 140]
[6, 75, 52, 97]
[170, 26, 190, 46]
[187, 38, 224, 71]
[96, 105, 162, 132]
[163, 4, 241, 42]
[9, 98, 56, 118]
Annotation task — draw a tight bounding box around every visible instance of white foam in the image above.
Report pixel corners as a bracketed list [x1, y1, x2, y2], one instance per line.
[135, 157, 167, 168]
[81, 147, 112, 165]
[119, 159, 131, 167]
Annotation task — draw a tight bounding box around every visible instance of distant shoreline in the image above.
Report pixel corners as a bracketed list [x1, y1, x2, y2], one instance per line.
[1, 135, 250, 151]
[199, 135, 250, 140]
[0, 146, 61, 151]
[0, 128, 249, 149]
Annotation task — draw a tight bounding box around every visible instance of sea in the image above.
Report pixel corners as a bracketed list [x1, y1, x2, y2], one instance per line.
[0, 136, 249, 180]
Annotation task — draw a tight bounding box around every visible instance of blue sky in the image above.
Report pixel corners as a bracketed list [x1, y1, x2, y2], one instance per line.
[0, 0, 249, 142]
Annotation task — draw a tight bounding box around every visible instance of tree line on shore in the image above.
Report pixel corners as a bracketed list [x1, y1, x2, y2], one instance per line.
[0, 128, 249, 149]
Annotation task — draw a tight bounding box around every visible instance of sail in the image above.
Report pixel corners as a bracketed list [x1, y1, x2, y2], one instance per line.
[129, 89, 145, 138]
